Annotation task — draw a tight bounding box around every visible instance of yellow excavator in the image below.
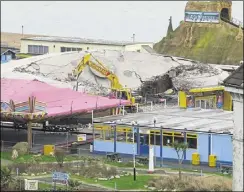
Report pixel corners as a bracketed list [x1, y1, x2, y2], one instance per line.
[72, 53, 136, 112]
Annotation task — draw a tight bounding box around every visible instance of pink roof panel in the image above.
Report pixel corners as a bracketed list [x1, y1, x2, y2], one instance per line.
[1, 78, 130, 117]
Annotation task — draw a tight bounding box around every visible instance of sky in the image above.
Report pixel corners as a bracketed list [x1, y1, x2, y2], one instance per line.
[1, 1, 243, 43]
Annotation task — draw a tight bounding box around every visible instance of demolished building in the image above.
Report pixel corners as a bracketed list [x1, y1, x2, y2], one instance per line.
[1, 50, 231, 101]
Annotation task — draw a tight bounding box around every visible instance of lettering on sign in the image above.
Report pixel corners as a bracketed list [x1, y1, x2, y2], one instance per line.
[24, 179, 38, 191]
[52, 172, 69, 184]
[90, 62, 110, 76]
[185, 11, 220, 23]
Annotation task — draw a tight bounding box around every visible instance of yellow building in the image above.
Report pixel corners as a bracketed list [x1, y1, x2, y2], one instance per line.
[178, 85, 233, 111]
[20, 36, 154, 55]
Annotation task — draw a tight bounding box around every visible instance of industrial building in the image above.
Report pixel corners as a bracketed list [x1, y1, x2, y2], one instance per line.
[20, 36, 154, 55]
[93, 107, 233, 166]
[223, 64, 243, 191]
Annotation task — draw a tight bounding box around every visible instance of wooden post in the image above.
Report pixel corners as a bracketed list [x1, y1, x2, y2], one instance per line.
[27, 121, 32, 149]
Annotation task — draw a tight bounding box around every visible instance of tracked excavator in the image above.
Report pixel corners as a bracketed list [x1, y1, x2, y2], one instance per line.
[71, 53, 136, 113]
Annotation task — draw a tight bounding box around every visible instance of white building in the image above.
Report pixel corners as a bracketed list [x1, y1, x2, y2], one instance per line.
[223, 64, 243, 191]
[20, 36, 155, 55]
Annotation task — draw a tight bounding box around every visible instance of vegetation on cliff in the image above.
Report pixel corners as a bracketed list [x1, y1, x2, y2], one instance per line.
[154, 21, 243, 65]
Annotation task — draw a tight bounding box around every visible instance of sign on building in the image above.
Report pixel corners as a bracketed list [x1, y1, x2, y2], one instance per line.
[185, 11, 220, 23]
[24, 179, 38, 191]
[52, 172, 69, 184]
[77, 134, 87, 141]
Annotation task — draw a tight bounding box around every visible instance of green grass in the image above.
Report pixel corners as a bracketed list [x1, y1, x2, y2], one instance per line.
[0, 151, 80, 163]
[72, 174, 155, 190]
[16, 53, 33, 59]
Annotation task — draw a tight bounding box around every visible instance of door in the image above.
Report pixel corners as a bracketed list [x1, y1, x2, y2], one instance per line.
[139, 134, 149, 156]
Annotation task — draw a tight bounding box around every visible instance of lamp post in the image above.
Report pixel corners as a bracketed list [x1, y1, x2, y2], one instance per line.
[153, 117, 157, 167]
[131, 121, 137, 181]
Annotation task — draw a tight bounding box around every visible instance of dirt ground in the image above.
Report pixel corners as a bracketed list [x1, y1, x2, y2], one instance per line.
[1, 32, 46, 49]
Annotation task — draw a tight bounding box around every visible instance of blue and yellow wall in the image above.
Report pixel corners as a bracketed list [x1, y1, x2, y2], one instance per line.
[93, 123, 233, 165]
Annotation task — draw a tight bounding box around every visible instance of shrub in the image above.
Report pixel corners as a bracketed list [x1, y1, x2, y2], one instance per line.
[147, 175, 232, 191]
[12, 142, 29, 155]
[54, 147, 65, 168]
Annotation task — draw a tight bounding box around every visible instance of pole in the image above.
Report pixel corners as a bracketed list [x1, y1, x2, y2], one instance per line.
[27, 121, 32, 149]
[66, 131, 69, 152]
[22, 25, 24, 37]
[136, 103, 139, 113]
[150, 101, 153, 111]
[92, 110, 95, 152]
[132, 125, 136, 181]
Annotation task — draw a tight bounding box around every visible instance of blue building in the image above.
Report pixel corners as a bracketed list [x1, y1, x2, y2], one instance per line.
[93, 108, 233, 166]
[1, 48, 17, 64]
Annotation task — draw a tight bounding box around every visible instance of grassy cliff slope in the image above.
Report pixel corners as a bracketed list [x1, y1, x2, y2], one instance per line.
[154, 21, 243, 65]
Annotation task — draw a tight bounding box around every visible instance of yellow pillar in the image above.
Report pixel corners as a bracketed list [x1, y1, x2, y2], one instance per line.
[27, 121, 32, 149]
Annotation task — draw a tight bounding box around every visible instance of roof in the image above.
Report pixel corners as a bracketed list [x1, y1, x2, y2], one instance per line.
[21, 36, 153, 46]
[94, 107, 234, 134]
[223, 64, 243, 89]
[0, 78, 129, 118]
[1, 48, 16, 55]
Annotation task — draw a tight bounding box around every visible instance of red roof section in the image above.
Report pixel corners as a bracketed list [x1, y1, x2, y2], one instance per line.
[1, 78, 130, 117]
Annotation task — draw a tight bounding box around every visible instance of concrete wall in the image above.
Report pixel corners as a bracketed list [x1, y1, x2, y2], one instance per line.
[212, 134, 233, 163]
[20, 40, 125, 53]
[232, 95, 243, 191]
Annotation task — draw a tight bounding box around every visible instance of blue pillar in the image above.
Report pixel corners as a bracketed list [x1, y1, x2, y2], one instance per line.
[137, 127, 140, 155]
[113, 125, 117, 153]
[208, 133, 211, 155]
[160, 128, 163, 167]
[184, 131, 187, 160]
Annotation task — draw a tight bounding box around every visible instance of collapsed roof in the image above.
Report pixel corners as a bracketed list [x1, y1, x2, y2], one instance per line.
[1, 50, 230, 96]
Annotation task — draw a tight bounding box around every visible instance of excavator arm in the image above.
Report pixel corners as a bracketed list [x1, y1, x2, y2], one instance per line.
[72, 53, 136, 108]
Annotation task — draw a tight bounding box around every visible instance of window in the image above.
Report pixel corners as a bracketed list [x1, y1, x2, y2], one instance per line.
[67, 47, 71, 52]
[150, 131, 160, 145]
[72, 48, 77, 51]
[186, 133, 197, 149]
[116, 128, 127, 142]
[77, 48, 83, 51]
[87, 47, 90, 50]
[174, 132, 185, 143]
[61, 47, 66, 52]
[163, 132, 173, 146]
[28, 45, 49, 55]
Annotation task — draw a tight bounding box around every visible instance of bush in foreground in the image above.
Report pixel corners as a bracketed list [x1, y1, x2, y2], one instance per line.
[148, 175, 231, 191]
[12, 142, 29, 156]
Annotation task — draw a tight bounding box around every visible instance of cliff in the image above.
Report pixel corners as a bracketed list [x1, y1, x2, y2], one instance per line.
[154, 21, 243, 65]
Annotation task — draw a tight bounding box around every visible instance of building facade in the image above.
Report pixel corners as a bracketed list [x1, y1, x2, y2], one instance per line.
[20, 36, 154, 55]
[1, 48, 17, 64]
[223, 64, 243, 191]
[93, 108, 234, 166]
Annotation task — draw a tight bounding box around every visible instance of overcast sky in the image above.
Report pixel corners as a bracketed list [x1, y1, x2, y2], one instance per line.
[1, 1, 243, 43]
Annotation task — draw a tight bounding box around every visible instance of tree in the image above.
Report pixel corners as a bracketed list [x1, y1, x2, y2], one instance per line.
[167, 16, 174, 38]
[171, 141, 188, 180]
[54, 147, 65, 168]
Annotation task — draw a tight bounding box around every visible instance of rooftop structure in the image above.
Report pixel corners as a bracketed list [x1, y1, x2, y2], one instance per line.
[21, 36, 153, 46]
[94, 107, 234, 134]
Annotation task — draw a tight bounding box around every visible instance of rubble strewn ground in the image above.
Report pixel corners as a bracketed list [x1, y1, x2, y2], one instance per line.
[1, 50, 230, 97]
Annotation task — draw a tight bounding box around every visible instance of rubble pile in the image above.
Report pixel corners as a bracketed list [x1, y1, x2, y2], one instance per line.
[2, 50, 229, 97]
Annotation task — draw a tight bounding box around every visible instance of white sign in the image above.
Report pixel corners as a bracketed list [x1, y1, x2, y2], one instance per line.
[148, 145, 154, 173]
[24, 179, 38, 191]
[185, 11, 220, 23]
[52, 172, 69, 184]
[77, 134, 87, 142]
